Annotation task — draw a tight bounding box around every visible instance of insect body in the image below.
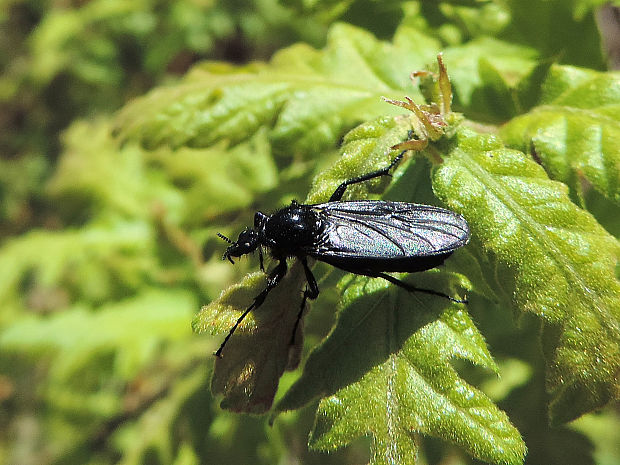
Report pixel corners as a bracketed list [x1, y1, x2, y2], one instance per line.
[215, 153, 470, 357]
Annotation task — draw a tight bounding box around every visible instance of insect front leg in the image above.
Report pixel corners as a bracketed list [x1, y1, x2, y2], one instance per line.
[290, 257, 319, 346]
[329, 150, 406, 202]
[215, 259, 288, 357]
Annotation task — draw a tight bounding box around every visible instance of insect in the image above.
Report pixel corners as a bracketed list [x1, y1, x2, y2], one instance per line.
[215, 151, 470, 357]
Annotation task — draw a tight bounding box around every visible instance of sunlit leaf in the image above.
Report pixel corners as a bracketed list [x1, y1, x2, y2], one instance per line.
[193, 263, 308, 413]
[433, 127, 620, 423]
[292, 277, 524, 465]
[500, 66, 620, 206]
[114, 23, 443, 153]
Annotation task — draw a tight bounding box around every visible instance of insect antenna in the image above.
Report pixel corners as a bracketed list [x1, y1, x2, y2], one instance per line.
[217, 233, 235, 263]
[217, 232, 233, 244]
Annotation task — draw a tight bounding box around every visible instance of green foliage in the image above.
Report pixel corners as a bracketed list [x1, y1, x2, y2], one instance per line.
[432, 128, 620, 423]
[2, 1, 620, 465]
[280, 279, 526, 465]
[114, 23, 440, 153]
[193, 266, 308, 413]
[500, 66, 620, 206]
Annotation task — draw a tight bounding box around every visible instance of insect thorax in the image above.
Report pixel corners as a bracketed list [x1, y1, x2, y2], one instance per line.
[262, 203, 323, 255]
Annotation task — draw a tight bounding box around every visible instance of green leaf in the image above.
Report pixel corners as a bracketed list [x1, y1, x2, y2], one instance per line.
[0, 220, 155, 315]
[293, 277, 524, 465]
[49, 119, 279, 226]
[469, 55, 554, 120]
[115, 24, 548, 154]
[500, 66, 620, 206]
[441, 37, 539, 121]
[0, 289, 195, 380]
[48, 118, 160, 219]
[571, 409, 620, 465]
[144, 129, 279, 224]
[305, 116, 415, 204]
[433, 1, 512, 39]
[114, 23, 442, 153]
[192, 262, 308, 413]
[432, 127, 620, 423]
[267, 110, 524, 464]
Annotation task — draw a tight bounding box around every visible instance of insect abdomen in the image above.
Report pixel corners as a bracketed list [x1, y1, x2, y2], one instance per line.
[316, 252, 454, 273]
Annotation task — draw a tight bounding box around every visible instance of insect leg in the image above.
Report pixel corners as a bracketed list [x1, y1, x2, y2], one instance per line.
[214, 259, 288, 357]
[375, 272, 467, 304]
[290, 257, 319, 346]
[329, 151, 406, 202]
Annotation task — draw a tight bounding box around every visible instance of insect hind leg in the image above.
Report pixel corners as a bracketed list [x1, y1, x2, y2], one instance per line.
[329, 151, 406, 202]
[376, 272, 467, 304]
[290, 257, 319, 346]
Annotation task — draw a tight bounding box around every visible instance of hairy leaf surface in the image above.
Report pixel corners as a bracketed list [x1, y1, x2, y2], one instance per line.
[293, 277, 524, 465]
[115, 23, 540, 157]
[433, 127, 620, 423]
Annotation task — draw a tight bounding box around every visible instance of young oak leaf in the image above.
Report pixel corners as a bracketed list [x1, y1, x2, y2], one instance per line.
[279, 277, 525, 465]
[432, 127, 620, 424]
[499, 0, 605, 69]
[192, 263, 308, 413]
[500, 66, 620, 205]
[114, 23, 441, 154]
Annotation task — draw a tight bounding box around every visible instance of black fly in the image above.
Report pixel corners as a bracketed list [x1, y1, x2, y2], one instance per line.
[215, 152, 470, 357]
